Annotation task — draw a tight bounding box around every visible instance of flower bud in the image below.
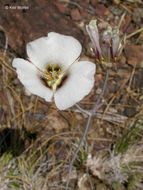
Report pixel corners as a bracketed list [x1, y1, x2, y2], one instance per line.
[86, 20, 102, 60]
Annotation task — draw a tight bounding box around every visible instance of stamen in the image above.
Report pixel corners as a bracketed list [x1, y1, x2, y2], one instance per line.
[40, 64, 63, 90]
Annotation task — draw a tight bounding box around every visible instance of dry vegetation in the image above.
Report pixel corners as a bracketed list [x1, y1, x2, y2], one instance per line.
[0, 0, 143, 190]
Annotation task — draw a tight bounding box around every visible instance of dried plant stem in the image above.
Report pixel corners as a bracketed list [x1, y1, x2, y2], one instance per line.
[127, 27, 143, 39]
[118, 12, 126, 29]
[65, 69, 109, 190]
[74, 104, 91, 115]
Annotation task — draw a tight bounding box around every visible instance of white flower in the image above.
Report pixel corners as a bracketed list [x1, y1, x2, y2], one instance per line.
[12, 32, 96, 110]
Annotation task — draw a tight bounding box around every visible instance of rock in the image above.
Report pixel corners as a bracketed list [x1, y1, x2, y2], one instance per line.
[95, 4, 107, 16]
[125, 45, 143, 68]
[133, 8, 143, 24]
[110, 7, 123, 16]
[123, 15, 134, 34]
[70, 9, 82, 21]
[133, 70, 143, 90]
[124, 106, 137, 117]
[54, 2, 68, 14]
[90, 0, 99, 7]
[46, 112, 68, 133]
[0, 0, 84, 56]
[90, 0, 107, 16]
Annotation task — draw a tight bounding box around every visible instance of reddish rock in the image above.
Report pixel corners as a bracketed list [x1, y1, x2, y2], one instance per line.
[70, 9, 82, 21]
[95, 4, 107, 16]
[0, 0, 84, 56]
[80, 9, 89, 19]
[79, 1, 92, 9]
[125, 44, 143, 67]
[90, 0, 99, 7]
[90, 0, 108, 16]
[123, 15, 134, 34]
[54, 2, 68, 14]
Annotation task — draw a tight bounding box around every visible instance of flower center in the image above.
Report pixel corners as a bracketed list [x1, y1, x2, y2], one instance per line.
[43, 65, 63, 91]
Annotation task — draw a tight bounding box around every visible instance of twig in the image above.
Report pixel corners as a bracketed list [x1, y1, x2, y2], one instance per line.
[74, 104, 91, 115]
[65, 69, 109, 190]
[118, 12, 126, 29]
[71, 109, 128, 124]
[127, 27, 143, 39]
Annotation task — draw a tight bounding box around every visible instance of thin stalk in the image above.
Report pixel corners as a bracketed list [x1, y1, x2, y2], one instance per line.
[92, 69, 109, 113]
[65, 114, 92, 190]
[65, 69, 109, 190]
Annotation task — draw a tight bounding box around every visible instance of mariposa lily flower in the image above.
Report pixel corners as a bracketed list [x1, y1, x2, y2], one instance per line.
[12, 32, 96, 110]
[86, 20, 120, 67]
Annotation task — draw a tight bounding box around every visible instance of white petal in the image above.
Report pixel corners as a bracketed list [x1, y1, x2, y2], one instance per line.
[26, 32, 82, 71]
[12, 58, 53, 102]
[54, 61, 96, 110]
